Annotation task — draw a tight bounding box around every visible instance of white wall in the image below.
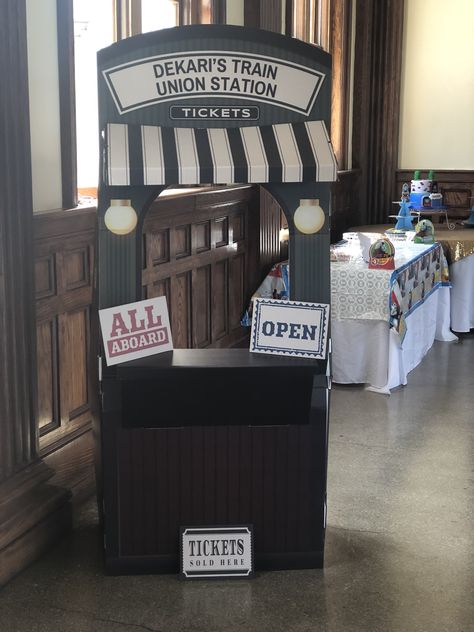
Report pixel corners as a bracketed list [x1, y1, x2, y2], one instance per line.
[399, 0, 474, 169]
[26, 0, 62, 212]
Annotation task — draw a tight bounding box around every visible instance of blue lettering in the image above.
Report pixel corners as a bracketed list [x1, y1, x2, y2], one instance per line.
[262, 321, 275, 335]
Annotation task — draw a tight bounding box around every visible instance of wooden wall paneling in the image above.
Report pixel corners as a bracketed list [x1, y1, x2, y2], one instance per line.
[36, 318, 60, 436]
[56, 0, 77, 209]
[142, 186, 258, 350]
[352, 0, 405, 226]
[171, 272, 192, 348]
[330, 169, 361, 242]
[330, 0, 352, 169]
[179, 0, 223, 25]
[244, 0, 260, 28]
[0, 0, 72, 588]
[211, 259, 228, 342]
[260, 0, 284, 33]
[59, 307, 90, 421]
[259, 188, 284, 278]
[33, 209, 96, 501]
[244, 0, 285, 33]
[229, 253, 246, 331]
[395, 170, 474, 223]
[192, 265, 212, 347]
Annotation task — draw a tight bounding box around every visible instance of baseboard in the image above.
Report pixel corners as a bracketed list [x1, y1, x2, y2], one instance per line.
[0, 463, 72, 587]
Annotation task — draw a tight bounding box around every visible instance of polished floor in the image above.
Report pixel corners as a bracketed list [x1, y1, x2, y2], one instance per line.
[1, 336, 473, 632]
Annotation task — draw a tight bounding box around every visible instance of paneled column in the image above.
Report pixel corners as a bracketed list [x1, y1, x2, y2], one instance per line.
[0, 0, 71, 587]
[352, 0, 405, 225]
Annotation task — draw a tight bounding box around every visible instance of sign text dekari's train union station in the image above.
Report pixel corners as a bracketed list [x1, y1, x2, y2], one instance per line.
[103, 51, 325, 116]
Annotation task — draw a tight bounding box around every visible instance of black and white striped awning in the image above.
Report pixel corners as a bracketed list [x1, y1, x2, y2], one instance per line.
[104, 120, 337, 186]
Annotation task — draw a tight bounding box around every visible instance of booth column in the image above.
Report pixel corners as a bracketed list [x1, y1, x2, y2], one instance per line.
[0, 0, 71, 587]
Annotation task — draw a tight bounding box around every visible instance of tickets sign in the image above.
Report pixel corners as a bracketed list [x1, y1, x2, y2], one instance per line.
[250, 298, 329, 359]
[180, 526, 254, 579]
[99, 297, 173, 366]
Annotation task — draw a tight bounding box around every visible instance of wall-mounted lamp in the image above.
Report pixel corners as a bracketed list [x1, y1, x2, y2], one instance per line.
[104, 200, 138, 235]
[293, 199, 325, 234]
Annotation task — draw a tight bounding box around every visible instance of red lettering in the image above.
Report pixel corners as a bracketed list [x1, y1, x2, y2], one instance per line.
[127, 309, 145, 333]
[110, 313, 129, 338]
[145, 305, 163, 329]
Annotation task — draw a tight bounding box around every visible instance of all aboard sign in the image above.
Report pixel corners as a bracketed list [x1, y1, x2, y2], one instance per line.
[99, 297, 173, 366]
[103, 51, 325, 116]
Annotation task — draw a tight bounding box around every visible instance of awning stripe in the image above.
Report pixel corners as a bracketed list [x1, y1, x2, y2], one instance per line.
[273, 124, 302, 182]
[208, 128, 233, 184]
[105, 120, 337, 185]
[305, 121, 336, 181]
[292, 122, 317, 182]
[175, 127, 199, 185]
[142, 125, 164, 185]
[161, 127, 179, 183]
[108, 123, 130, 185]
[259, 125, 283, 182]
[226, 128, 247, 184]
[194, 128, 214, 184]
[128, 125, 144, 186]
[240, 126, 268, 183]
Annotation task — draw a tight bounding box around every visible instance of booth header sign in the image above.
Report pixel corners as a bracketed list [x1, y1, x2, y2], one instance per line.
[99, 297, 173, 366]
[181, 526, 253, 579]
[250, 298, 329, 359]
[103, 51, 325, 116]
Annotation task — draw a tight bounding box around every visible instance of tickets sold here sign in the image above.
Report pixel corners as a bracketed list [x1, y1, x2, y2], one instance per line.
[99, 297, 173, 366]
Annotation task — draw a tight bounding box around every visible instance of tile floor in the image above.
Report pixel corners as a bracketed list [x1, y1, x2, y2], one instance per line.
[0, 335, 472, 632]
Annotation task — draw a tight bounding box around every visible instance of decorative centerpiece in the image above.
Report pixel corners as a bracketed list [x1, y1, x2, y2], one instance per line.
[413, 219, 435, 244]
[393, 199, 414, 231]
[368, 238, 395, 270]
[409, 170, 445, 210]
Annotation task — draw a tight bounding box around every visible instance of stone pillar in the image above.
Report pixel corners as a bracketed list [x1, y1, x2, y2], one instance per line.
[0, 0, 71, 586]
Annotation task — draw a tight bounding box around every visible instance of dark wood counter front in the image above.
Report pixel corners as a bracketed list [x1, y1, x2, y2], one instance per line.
[100, 349, 329, 574]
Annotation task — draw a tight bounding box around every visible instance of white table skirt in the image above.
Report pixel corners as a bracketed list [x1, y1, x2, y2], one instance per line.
[450, 253, 474, 332]
[332, 286, 457, 394]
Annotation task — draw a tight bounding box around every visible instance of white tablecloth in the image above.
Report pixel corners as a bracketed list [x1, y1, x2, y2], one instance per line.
[450, 253, 474, 332]
[331, 287, 457, 395]
[332, 286, 457, 393]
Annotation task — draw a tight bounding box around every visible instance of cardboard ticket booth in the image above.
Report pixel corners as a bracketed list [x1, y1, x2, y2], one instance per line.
[96, 25, 337, 574]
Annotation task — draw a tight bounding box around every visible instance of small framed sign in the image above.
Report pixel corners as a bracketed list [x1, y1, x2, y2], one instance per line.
[99, 296, 173, 366]
[250, 298, 329, 359]
[180, 526, 254, 580]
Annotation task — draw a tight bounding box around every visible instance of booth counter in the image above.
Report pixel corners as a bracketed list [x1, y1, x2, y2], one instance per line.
[95, 24, 337, 575]
[101, 350, 329, 573]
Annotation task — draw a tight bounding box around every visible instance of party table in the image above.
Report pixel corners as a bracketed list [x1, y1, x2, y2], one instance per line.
[351, 224, 474, 333]
[331, 241, 456, 393]
[243, 241, 457, 393]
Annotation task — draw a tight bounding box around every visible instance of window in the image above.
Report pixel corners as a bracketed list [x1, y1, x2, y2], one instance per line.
[74, 1, 114, 199]
[72, 0, 179, 202]
[290, 0, 330, 50]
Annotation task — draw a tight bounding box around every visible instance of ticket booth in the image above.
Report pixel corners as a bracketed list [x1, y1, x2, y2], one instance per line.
[96, 25, 337, 574]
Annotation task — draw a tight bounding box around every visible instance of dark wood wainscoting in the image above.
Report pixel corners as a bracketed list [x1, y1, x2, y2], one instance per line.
[30, 185, 275, 517]
[34, 208, 97, 504]
[395, 170, 474, 222]
[331, 169, 361, 242]
[142, 186, 260, 349]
